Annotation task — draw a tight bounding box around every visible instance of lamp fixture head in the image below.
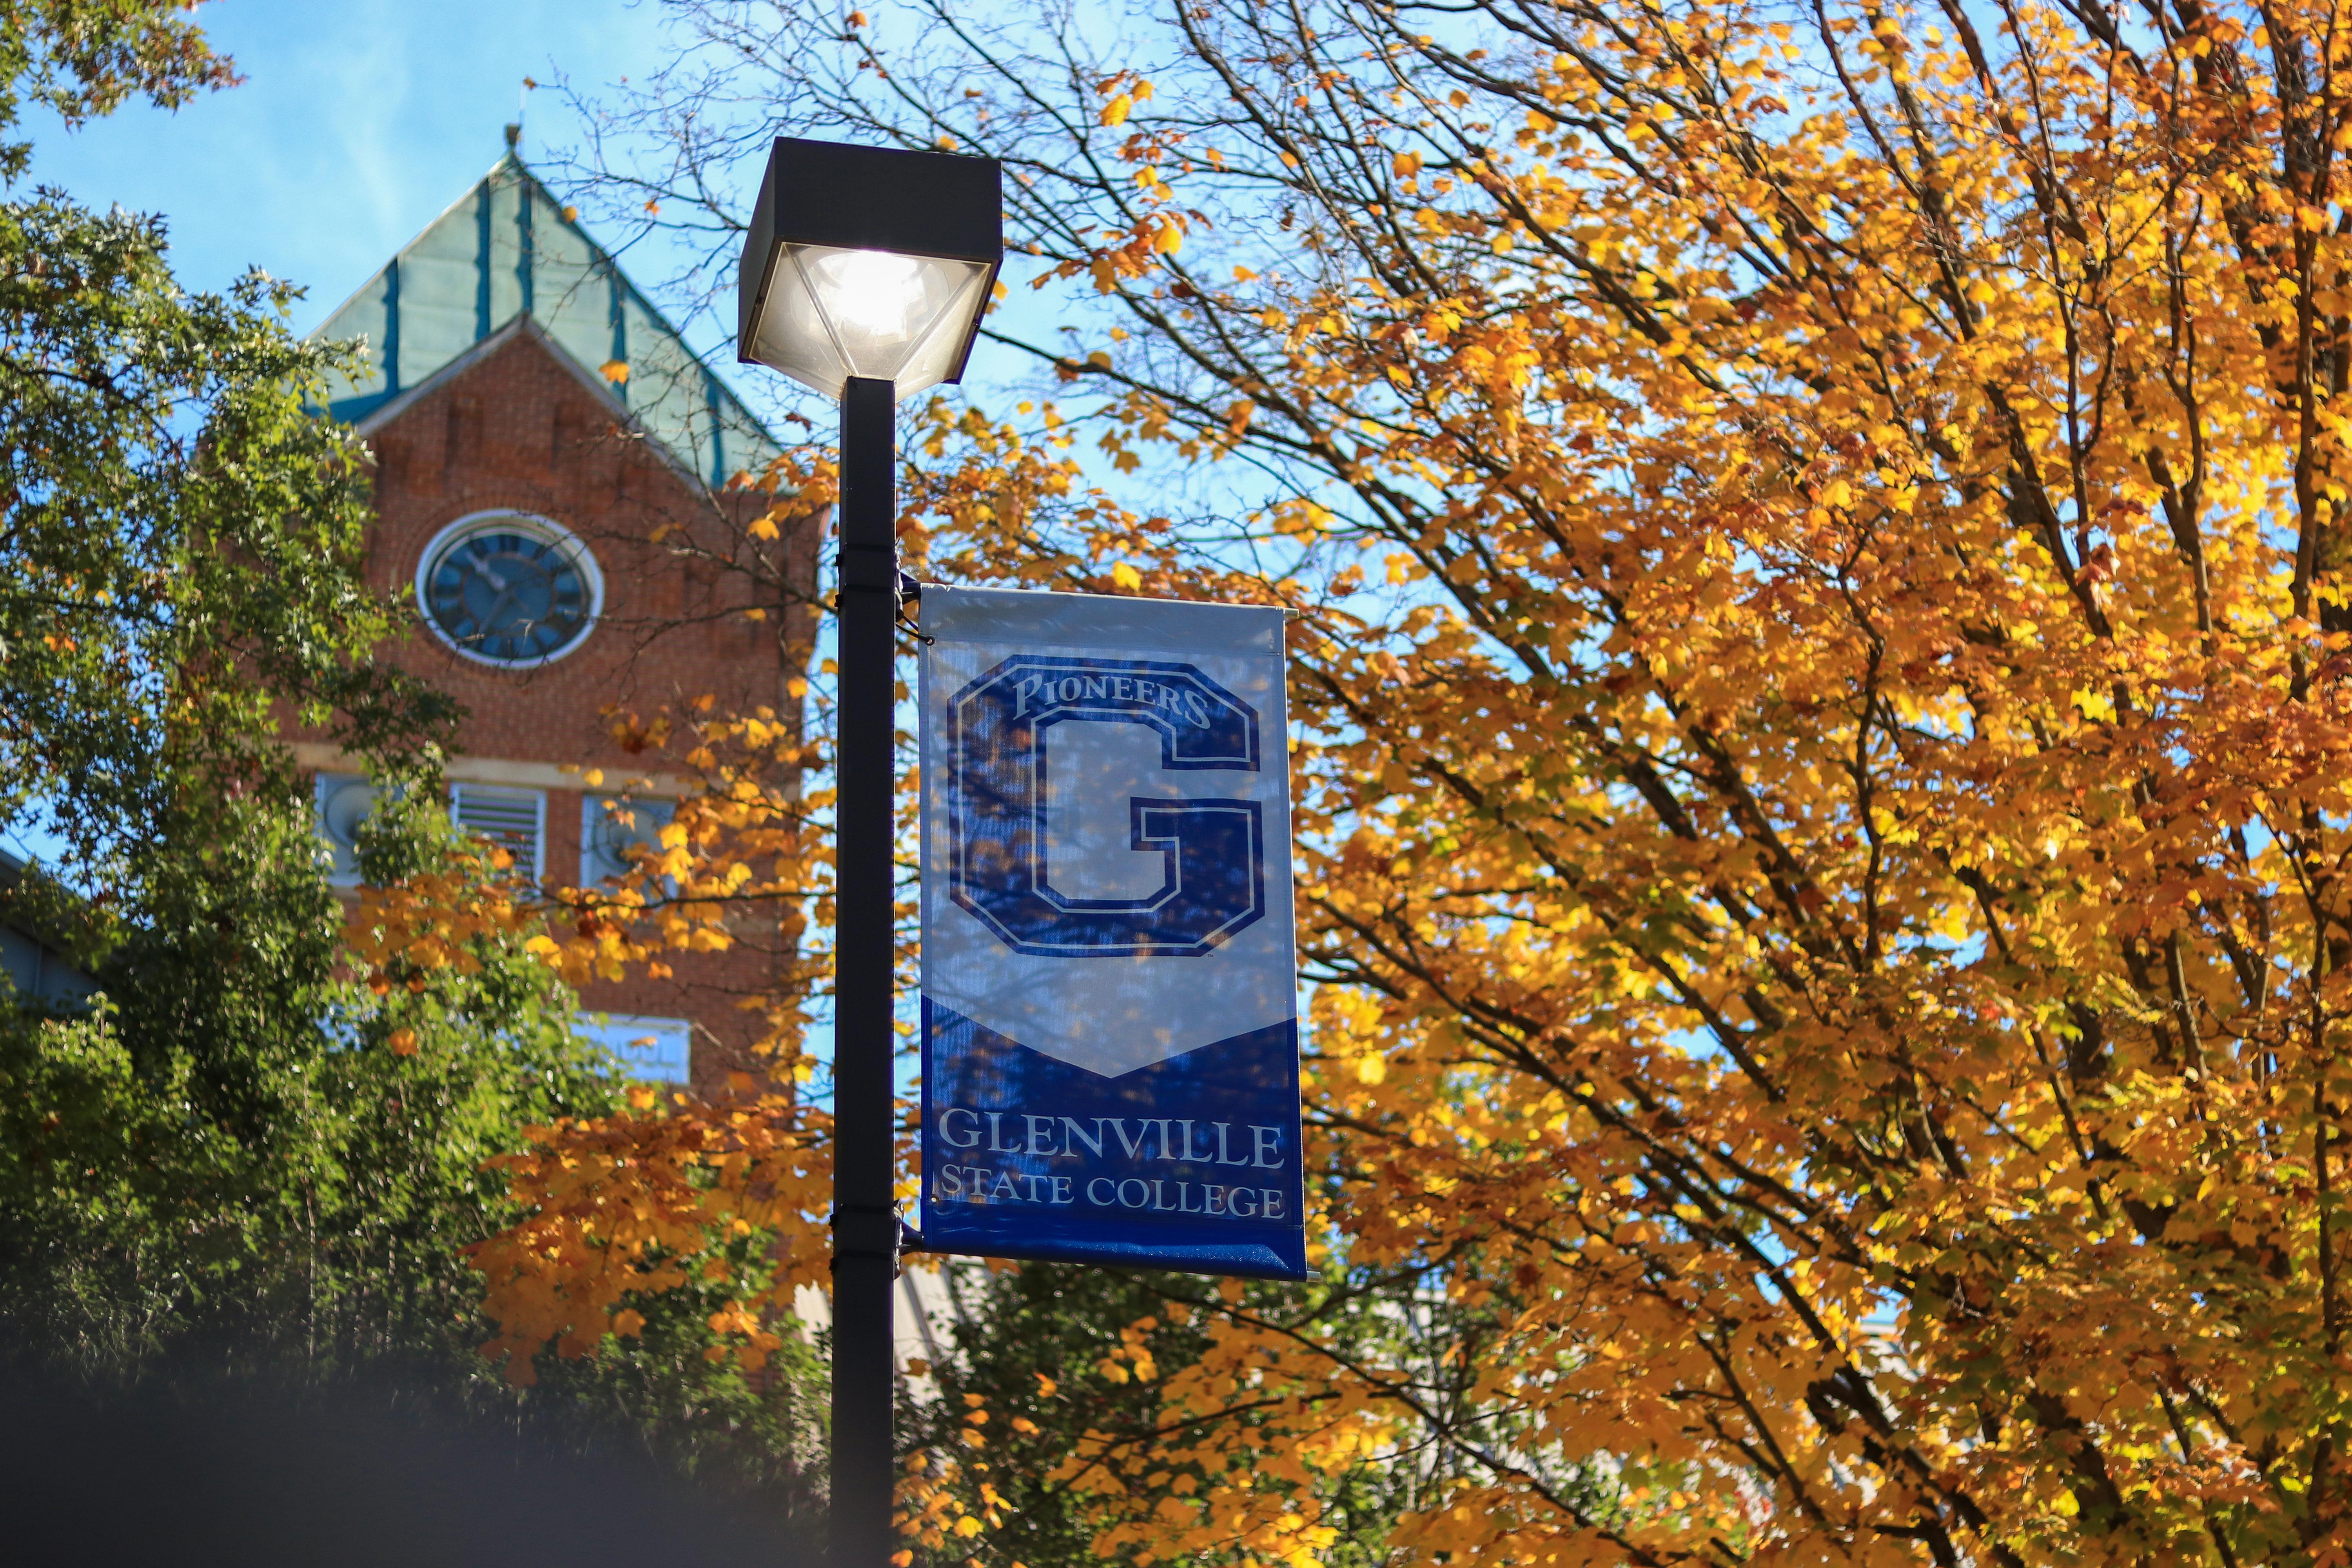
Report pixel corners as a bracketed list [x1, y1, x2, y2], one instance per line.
[737, 138, 1004, 401]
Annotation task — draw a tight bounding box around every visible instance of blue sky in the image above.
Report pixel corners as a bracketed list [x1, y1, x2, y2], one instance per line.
[20, 0, 1114, 454]
[23, 0, 1081, 424]
[24, 0, 674, 337]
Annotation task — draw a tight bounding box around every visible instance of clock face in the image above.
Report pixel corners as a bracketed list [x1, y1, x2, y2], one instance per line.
[419, 516, 599, 666]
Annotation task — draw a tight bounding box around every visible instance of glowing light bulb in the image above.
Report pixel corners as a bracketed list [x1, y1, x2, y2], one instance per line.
[811, 249, 927, 338]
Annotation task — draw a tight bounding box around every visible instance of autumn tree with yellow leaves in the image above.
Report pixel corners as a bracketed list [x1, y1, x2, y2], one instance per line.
[419, 0, 2352, 1559]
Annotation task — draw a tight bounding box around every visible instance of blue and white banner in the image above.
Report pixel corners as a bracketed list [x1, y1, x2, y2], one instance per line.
[918, 585, 1304, 1279]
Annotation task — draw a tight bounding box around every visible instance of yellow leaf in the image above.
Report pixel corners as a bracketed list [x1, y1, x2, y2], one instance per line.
[452, 23, 2352, 1567]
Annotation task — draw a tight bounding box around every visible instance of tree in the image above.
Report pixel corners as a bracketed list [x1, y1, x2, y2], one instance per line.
[0, 706, 827, 1510]
[454, 0, 2352, 1561]
[0, 0, 488, 1363]
[0, 791, 608, 1370]
[900, 1258, 1439, 1568]
[0, 5, 835, 1529]
[0, 7, 449, 878]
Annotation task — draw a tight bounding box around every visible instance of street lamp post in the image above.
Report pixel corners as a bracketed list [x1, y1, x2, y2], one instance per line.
[737, 137, 1003, 1568]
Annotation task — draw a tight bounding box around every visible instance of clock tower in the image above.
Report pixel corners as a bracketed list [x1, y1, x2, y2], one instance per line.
[296, 134, 819, 1097]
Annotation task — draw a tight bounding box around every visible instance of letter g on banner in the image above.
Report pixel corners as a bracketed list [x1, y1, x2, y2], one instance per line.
[947, 655, 1265, 956]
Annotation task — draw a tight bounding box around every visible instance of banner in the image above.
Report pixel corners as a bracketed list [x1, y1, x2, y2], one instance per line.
[918, 585, 1303, 1279]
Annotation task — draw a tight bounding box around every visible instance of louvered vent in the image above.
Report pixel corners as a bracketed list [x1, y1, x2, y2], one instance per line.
[451, 784, 544, 881]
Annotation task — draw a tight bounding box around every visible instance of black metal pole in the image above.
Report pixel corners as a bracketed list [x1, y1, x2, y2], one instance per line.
[831, 374, 900, 1568]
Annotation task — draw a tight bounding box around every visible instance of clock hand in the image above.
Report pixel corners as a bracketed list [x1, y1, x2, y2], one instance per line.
[477, 582, 517, 637]
[478, 561, 558, 644]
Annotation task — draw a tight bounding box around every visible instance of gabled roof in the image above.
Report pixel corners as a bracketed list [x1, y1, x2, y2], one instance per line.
[311, 147, 781, 490]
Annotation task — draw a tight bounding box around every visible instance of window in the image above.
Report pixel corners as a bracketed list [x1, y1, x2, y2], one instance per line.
[581, 795, 676, 887]
[576, 1012, 692, 1084]
[316, 772, 378, 886]
[0, 925, 96, 1009]
[450, 783, 545, 881]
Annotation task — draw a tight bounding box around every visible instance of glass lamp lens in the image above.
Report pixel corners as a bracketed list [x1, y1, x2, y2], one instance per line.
[808, 249, 928, 337]
[746, 243, 992, 400]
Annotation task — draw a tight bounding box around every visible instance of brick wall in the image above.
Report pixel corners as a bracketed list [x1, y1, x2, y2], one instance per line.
[314, 323, 820, 1096]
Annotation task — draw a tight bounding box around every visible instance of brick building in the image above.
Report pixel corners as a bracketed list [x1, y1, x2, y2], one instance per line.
[297, 132, 818, 1096]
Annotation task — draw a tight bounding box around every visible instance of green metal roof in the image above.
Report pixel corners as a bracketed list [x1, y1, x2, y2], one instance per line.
[311, 149, 780, 489]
